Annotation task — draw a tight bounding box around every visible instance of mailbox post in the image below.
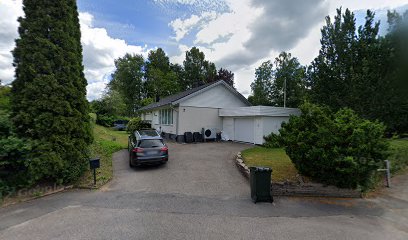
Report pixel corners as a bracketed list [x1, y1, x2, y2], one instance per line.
[89, 158, 100, 186]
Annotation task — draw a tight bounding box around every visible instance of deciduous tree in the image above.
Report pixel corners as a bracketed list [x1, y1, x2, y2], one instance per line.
[183, 47, 217, 88]
[248, 61, 273, 106]
[109, 53, 145, 116]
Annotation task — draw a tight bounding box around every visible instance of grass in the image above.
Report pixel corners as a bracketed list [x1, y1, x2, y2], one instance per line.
[241, 147, 299, 182]
[388, 138, 408, 174]
[76, 125, 129, 188]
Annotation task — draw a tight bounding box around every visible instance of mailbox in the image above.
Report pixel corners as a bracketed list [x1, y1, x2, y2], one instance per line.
[89, 158, 100, 169]
[89, 158, 100, 186]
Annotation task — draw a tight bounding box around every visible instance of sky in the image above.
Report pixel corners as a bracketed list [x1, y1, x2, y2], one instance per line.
[1, 0, 408, 100]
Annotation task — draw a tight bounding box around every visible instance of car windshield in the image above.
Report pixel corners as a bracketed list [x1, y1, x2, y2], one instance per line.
[138, 130, 159, 138]
[138, 139, 164, 148]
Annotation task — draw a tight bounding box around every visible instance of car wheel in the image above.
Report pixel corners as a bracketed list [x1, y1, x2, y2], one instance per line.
[129, 152, 133, 168]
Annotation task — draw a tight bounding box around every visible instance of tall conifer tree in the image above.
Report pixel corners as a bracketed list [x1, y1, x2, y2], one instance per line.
[11, 0, 92, 182]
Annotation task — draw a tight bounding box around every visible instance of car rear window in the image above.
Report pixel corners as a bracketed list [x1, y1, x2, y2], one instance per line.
[138, 139, 164, 148]
[137, 130, 160, 138]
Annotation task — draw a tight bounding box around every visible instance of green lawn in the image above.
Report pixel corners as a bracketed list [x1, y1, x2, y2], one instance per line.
[241, 147, 299, 182]
[76, 125, 129, 188]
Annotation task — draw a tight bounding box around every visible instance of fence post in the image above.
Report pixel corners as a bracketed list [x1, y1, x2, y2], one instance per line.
[385, 160, 391, 188]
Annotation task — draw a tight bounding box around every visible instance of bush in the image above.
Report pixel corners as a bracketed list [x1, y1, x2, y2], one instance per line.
[89, 113, 97, 124]
[96, 114, 116, 127]
[388, 139, 408, 174]
[279, 102, 389, 190]
[263, 132, 282, 148]
[126, 117, 152, 134]
[0, 111, 37, 197]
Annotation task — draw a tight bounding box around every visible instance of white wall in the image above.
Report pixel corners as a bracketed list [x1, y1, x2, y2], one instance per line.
[180, 84, 249, 108]
[221, 116, 290, 144]
[254, 117, 263, 144]
[142, 112, 153, 121]
[222, 117, 234, 140]
[177, 106, 222, 135]
[261, 116, 289, 144]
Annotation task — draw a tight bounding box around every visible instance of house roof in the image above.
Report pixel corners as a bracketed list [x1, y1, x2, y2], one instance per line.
[139, 80, 250, 111]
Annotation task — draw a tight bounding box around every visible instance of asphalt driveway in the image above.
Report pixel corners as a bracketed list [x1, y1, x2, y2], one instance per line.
[108, 142, 252, 197]
[0, 141, 408, 240]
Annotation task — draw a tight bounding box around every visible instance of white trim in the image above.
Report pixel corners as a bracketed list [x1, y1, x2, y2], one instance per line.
[219, 106, 300, 117]
[173, 81, 250, 106]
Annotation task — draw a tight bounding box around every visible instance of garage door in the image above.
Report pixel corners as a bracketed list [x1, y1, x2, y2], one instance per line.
[234, 118, 254, 143]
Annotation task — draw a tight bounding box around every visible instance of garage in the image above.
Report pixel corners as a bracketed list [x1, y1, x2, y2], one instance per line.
[219, 106, 300, 144]
[233, 118, 254, 143]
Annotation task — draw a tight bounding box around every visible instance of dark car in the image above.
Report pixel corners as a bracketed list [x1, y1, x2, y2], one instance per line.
[113, 120, 129, 131]
[128, 129, 168, 167]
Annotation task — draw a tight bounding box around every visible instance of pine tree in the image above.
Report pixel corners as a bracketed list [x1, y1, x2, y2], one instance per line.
[11, 0, 92, 182]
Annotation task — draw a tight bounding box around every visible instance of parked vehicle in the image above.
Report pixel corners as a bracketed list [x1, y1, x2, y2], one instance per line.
[128, 129, 168, 167]
[113, 120, 129, 131]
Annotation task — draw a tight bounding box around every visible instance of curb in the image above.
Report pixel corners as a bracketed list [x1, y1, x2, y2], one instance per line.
[235, 152, 362, 198]
[1, 185, 74, 208]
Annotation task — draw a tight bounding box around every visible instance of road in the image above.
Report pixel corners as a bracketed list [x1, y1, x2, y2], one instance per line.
[0, 141, 407, 239]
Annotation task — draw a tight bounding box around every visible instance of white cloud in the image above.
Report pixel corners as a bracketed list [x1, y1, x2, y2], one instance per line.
[79, 12, 151, 100]
[0, 0, 23, 85]
[0, 1, 150, 100]
[154, 0, 229, 13]
[169, 15, 201, 41]
[168, 0, 408, 97]
[169, 11, 218, 42]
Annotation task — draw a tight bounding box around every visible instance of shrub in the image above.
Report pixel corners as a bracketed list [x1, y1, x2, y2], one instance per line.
[89, 113, 97, 124]
[263, 132, 282, 148]
[0, 111, 37, 197]
[388, 139, 408, 173]
[96, 114, 116, 127]
[279, 102, 389, 190]
[126, 117, 152, 134]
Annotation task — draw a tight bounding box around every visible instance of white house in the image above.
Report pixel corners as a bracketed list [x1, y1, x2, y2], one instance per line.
[139, 80, 300, 144]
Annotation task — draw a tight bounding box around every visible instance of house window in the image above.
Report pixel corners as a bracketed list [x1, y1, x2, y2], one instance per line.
[160, 109, 173, 125]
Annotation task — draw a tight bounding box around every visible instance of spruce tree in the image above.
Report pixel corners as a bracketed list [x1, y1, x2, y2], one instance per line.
[11, 0, 92, 182]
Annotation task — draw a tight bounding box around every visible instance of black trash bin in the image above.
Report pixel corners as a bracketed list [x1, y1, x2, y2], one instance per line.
[250, 167, 273, 203]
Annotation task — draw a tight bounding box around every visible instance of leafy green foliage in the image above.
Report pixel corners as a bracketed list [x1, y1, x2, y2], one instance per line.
[0, 111, 36, 196]
[145, 48, 181, 99]
[388, 139, 408, 174]
[96, 115, 116, 127]
[10, 0, 92, 184]
[0, 85, 11, 112]
[279, 103, 389, 190]
[249, 60, 274, 105]
[263, 132, 282, 148]
[109, 53, 145, 116]
[215, 68, 235, 88]
[183, 47, 217, 88]
[248, 52, 306, 107]
[308, 8, 408, 133]
[126, 117, 151, 134]
[270, 52, 306, 108]
[90, 90, 127, 117]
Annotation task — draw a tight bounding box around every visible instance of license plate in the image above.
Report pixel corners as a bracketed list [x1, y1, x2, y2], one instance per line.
[145, 150, 158, 155]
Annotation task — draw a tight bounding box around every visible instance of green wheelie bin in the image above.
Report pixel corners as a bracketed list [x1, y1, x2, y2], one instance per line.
[250, 167, 273, 203]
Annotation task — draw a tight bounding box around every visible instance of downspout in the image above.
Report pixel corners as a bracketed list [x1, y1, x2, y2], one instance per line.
[172, 104, 180, 139]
